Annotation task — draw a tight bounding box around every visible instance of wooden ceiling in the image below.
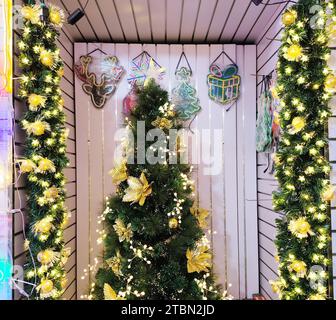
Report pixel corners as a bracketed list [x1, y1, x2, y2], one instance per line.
[49, 0, 291, 44]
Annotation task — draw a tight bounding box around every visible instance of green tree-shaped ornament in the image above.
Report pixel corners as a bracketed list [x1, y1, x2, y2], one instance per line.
[172, 67, 201, 120]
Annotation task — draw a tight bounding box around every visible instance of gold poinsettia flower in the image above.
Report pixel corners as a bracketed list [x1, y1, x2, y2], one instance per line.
[21, 5, 40, 24]
[106, 250, 122, 276]
[37, 249, 60, 266]
[186, 245, 212, 273]
[28, 94, 47, 111]
[104, 283, 126, 300]
[288, 260, 307, 278]
[37, 158, 56, 173]
[122, 172, 152, 206]
[23, 120, 50, 136]
[33, 216, 54, 235]
[49, 5, 65, 27]
[190, 206, 209, 228]
[18, 159, 36, 173]
[113, 218, 133, 243]
[109, 160, 128, 185]
[151, 116, 173, 130]
[288, 217, 314, 239]
[43, 186, 59, 202]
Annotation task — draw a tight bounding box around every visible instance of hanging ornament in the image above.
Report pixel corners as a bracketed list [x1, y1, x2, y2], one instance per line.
[171, 53, 201, 120]
[123, 84, 138, 115]
[127, 51, 165, 86]
[207, 51, 240, 108]
[282, 10, 297, 26]
[75, 53, 125, 108]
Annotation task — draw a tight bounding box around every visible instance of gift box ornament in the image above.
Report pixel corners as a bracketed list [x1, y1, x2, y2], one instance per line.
[207, 51, 240, 108]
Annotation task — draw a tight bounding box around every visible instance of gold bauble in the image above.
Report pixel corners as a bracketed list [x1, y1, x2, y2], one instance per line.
[40, 279, 54, 294]
[168, 218, 178, 229]
[325, 74, 336, 93]
[282, 10, 296, 26]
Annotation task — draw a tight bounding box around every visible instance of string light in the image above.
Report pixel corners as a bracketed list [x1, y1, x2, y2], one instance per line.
[272, 0, 334, 300]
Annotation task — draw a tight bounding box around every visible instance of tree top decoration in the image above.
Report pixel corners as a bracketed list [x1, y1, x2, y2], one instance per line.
[271, 0, 336, 300]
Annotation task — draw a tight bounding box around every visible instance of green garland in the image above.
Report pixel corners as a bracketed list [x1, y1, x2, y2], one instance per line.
[93, 80, 225, 300]
[272, 0, 336, 300]
[17, 4, 70, 299]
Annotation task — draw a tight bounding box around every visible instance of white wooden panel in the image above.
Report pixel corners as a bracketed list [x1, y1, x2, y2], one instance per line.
[193, 0, 217, 42]
[87, 43, 105, 285]
[166, 0, 183, 42]
[74, 43, 257, 300]
[208, 44, 227, 292]
[132, 0, 152, 42]
[248, 2, 285, 43]
[79, 0, 111, 42]
[75, 42, 90, 298]
[242, 44, 258, 297]
[220, 0, 250, 43]
[98, 0, 125, 41]
[156, 45, 170, 91]
[114, 0, 139, 42]
[148, 0, 165, 42]
[180, 0, 200, 42]
[233, 2, 266, 42]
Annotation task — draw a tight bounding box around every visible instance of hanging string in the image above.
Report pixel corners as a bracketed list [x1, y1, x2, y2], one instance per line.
[132, 51, 162, 68]
[210, 50, 237, 68]
[175, 52, 192, 74]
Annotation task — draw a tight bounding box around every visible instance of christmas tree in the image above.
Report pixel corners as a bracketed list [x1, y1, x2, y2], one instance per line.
[93, 80, 221, 300]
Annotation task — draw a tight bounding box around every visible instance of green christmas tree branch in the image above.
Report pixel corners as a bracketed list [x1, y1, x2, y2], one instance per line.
[272, 0, 336, 300]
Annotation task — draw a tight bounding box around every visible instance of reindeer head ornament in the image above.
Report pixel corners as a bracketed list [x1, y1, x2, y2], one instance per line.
[75, 55, 125, 108]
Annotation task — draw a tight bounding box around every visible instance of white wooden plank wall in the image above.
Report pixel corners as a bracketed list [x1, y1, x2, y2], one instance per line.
[256, 0, 336, 300]
[12, 0, 77, 300]
[256, 2, 292, 301]
[75, 43, 258, 299]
